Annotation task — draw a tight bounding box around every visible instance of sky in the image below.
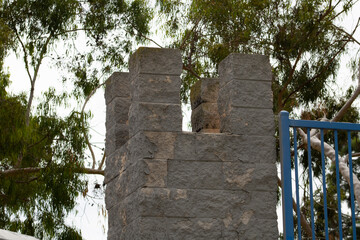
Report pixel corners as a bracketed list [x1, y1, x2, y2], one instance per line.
[3, 2, 360, 239]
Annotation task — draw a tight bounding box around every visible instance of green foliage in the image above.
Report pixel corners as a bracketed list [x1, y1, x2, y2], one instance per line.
[0, 0, 153, 238]
[161, 0, 358, 108]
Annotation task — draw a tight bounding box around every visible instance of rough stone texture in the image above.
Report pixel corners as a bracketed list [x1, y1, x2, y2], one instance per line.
[218, 53, 274, 136]
[128, 102, 182, 137]
[191, 103, 220, 132]
[105, 72, 130, 105]
[218, 53, 272, 87]
[105, 123, 129, 156]
[219, 80, 273, 109]
[190, 78, 219, 110]
[190, 78, 220, 133]
[106, 97, 130, 128]
[131, 74, 181, 104]
[129, 47, 182, 76]
[105, 48, 278, 240]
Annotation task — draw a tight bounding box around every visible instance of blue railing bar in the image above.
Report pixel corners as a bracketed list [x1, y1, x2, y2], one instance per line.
[347, 131, 357, 239]
[320, 129, 329, 240]
[279, 111, 295, 239]
[293, 127, 302, 240]
[307, 128, 316, 239]
[289, 119, 360, 131]
[334, 130, 343, 240]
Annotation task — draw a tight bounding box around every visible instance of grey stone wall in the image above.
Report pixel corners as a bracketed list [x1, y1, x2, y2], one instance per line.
[105, 47, 278, 239]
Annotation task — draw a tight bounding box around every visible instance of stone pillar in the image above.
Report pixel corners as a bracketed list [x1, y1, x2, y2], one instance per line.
[218, 53, 274, 135]
[104, 72, 130, 180]
[105, 48, 278, 240]
[216, 53, 278, 238]
[190, 78, 220, 133]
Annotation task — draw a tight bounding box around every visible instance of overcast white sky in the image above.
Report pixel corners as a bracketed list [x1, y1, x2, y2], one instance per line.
[3, 2, 360, 239]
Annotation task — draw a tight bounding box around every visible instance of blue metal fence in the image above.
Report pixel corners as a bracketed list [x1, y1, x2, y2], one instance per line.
[279, 111, 359, 239]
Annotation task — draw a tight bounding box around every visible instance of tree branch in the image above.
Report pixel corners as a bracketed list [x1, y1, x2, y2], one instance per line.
[81, 81, 106, 169]
[98, 153, 106, 170]
[277, 177, 313, 238]
[298, 128, 360, 204]
[0, 166, 104, 177]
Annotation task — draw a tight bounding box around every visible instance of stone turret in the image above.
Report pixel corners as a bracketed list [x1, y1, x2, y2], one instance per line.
[105, 47, 278, 239]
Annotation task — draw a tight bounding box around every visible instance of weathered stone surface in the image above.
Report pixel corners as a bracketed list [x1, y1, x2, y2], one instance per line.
[223, 162, 277, 191]
[195, 134, 276, 163]
[173, 132, 196, 160]
[129, 47, 182, 76]
[219, 53, 272, 87]
[190, 78, 219, 110]
[219, 79, 273, 109]
[167, 218, 222, 240]
[128, 188, 248, 219]
[104, 145, 128, 183]
[218, 107, 275, 136]
[105, 123, 129, 156]
[222, 216, 278, 239]
[191, 103, 220, 132]
[246, 191, 278, 219]
[105, 48, 278, 240]
[105, 175, 120, 210]
[105, 72, 130, 105]
[129, 102, 182, 137]
[106, 97, 130, 128]
[131, 74, 181, 104]
[168, 160, 223, 189]
[111, 159, 168, 201]
[144, 159, 167, 187]
[120, 217, 168, 240]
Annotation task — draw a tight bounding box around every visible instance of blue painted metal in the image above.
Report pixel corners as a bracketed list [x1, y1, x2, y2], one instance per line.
[348, 131, 357, 239]
[279, 111, 294, 240]
[320, 129, 329, 240]
[279, 111, 359, 239]
[307, 128, 316, 239]
[334, 130, 343, 239]
[293, 128, 301, 240]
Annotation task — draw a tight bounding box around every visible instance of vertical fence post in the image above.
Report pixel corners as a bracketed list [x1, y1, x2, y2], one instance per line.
[279, 111, 294, 239]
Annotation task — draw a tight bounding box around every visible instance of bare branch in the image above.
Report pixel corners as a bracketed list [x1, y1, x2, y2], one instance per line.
[98, 153, 106, 170]
[81, 81, 106, 169]
[277, 177, 312, 238]
[298, 128, 360, 203]
[182, 64, 201, 79]
[0, 166, 104, 177]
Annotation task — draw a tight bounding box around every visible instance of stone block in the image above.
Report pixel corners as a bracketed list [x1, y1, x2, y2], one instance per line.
[173, 132, 196, 160]
[113, 159, 168, 200]
[223, 162, 277, 191]
[218, 79, 273, 109]
[105, 123, 129, 156]
[105, 175, 120, 210]
[136, 188, 248, 219]
[105, 72, 130, 105]
[218, 107, 275, 136]
[168, 160, 223, 189]
[129, 47, 182, 76]
[219, 53, 272, 87]
[223, 215, 278, 239]
[104, 145, 128, 183]
[167, 218, 223, 240]
[195, 133, 227, 161]
[191, 102, 220, 132]
[190, 78, 219, 110]
[128, 131, 176, 161]
[246, 191, 278, 219]
[105, 97, 130, 128]
[131, 74, 181, 104]
[128, 102, 182, 137]
[195, 134, 276, 163]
